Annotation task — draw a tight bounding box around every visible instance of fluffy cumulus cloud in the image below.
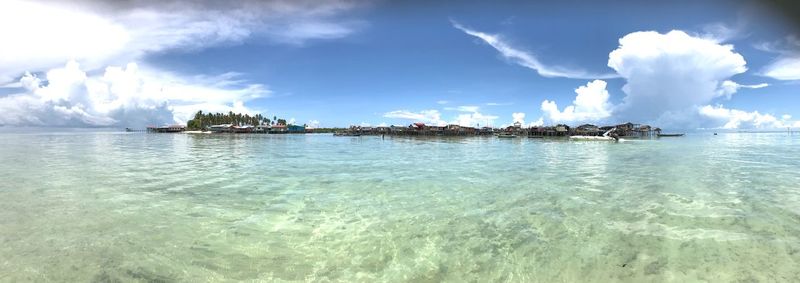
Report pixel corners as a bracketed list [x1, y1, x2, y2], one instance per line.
[457, 26, 786, 129]
[607, 30, 751, 125]
[452, 111, 498, 127]
[452, 21, 617, 79]
[0, 61, 268, 127]
[510, 112, 543, 127]
[540, 80, 612, 123]
[445, 105, 499, 127]
[385, 104, 501, 127]
[529, 30, 783, 129]
[383, 110, 447, 126]
[699, 105, 799, 129]
[530, 117, 545, 127]
[384, 107, 499, 127]
[0, 0, 364, 83]
[307, 120, 321, 128]
[512, 112, 526, 124]
[0, 0, 364, 127]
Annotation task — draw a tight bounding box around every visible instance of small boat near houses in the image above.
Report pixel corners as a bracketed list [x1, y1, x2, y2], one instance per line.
[334, 131, 361, 137]
[658, 133, 685, 137]
[497, 133, 517, 138]
[569, 128, 619, 141]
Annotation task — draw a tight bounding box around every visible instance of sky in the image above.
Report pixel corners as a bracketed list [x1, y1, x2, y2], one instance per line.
[0, 0, 799, 130]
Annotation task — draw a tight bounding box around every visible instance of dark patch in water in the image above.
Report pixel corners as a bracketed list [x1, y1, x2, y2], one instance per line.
[186, 212, 203, 218]
[125, 267, 174, 283]
[91, 270, 122, 283]
[644, 258, 667, 275]
[189, 242, 217, 256]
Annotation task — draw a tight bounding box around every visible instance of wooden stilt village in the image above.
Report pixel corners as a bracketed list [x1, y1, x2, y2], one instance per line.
[140, 120, 680, 140]
[334, 122, 669, 139]
[137, 111, 683, 139]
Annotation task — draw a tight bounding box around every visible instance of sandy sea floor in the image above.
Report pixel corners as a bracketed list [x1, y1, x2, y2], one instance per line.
[1, 131, 799, 282]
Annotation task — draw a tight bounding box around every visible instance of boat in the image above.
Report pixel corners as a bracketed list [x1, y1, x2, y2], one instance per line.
[658, 133, 684, 137]
[497, 134, 517, 138]
[569, 128, 618, 141]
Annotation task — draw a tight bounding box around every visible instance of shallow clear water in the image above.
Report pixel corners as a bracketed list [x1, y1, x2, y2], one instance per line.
[1, 131, 799, 282]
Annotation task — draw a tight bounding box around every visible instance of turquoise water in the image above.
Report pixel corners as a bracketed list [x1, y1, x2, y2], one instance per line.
[1, 131, 799, 282]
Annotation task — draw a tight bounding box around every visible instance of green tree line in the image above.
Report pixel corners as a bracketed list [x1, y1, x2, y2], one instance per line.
[186, 111, 288, 130]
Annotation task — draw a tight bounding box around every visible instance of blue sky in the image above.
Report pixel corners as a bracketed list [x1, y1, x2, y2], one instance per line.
[0, 0, 798, 129]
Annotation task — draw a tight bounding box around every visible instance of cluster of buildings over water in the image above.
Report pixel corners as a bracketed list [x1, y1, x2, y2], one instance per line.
[337, 122, 663, 139]
[145, 121, 666, 139]
[145, 123, 306, 134]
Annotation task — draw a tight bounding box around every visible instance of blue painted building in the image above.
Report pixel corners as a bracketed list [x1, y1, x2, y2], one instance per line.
[287, 125, 305, 133]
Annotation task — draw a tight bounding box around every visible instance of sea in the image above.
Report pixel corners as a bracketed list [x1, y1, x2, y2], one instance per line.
[1, 129, 798, 282]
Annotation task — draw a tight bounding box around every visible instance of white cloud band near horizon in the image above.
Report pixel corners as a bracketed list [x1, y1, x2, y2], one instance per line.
[0, 61, 269, 127]
[384, 106, 499, 127]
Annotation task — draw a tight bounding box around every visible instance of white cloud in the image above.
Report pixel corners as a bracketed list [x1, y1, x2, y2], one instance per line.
[383, 108, 498, 127]
[452, 112, 498, 127]
[509, 112, 542, 127]
[761, 57, 800, 80]
[452, 21, 618, 79]
[444, 105, 480, 112]
[716, 80, 769, 99]
[0, 61, 267, 127]
[755, 35, 800, 81]
[486, 102, 511, 106]
[699, 105, 797, 129]
[464, 29, 779, 129]
[540, 80, 612, 123]
[0, 0, 363, 127]
[606, 30, 768, 125]
[0, 0, 364, 84]
[754, 35, 800, 54]
[307, 120, 321, 128]
[436, 100, 449, 105]
[444, 105, 498, 127]
[466, 28, 780, 129]
[0, 0, 129, 83]
[383, 109, 446, 126]
[512, 112, 525, 124]
[529, 117, 544, 127]
[701, 22, 743, 42]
